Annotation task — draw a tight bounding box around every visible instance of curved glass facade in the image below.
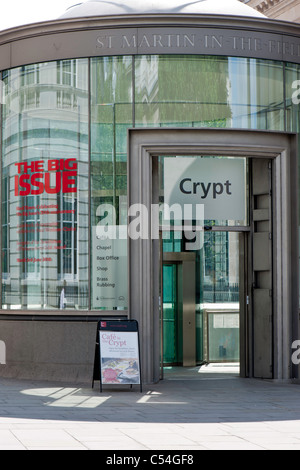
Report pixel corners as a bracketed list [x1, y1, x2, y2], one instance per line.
[1, 54, 298, 312]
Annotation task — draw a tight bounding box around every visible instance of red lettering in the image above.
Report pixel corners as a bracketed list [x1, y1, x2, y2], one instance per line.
[19, 174, 31, 196]
[65, 158, 77, 170]
[62, 171, 77, 193]
[44, 172, 61, 194]
[15, 163, 25, 174]
[14, 175, 19, 196]
[31, 173, 44, 195]
[47, 159, 77, 171]
[34, 161, 44, 172]
[48, 160, 59, 171]
[15, 159, 78, 196]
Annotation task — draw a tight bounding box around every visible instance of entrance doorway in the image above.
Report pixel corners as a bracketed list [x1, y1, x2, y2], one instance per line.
[158, 153, 247, 379]
[161, 231, 241, 378]
[128, 129, 298, 385]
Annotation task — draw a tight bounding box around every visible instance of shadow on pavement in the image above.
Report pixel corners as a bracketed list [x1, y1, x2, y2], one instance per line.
[0, 364, 299, 424]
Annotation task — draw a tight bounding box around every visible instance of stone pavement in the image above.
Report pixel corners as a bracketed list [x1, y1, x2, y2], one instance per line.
[0, 364, 300, 450]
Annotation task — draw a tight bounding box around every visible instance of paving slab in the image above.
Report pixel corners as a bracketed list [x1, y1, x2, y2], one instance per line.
[0, 366, 299, 450]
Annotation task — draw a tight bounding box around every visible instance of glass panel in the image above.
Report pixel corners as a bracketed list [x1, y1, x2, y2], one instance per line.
[202, 232, 240, 303]
[90, 56, 133, 310]
[1, 54, 289, 314]
[162, 230, 182, 252]
[208, 311, 240, 362]
[163, 263, 178, 365]
[285, 63, 300, 133]
[160, 152, 241, 366]
[285, 63, 300, 306]
[162, 231, 240, 366]
[229, 57, 284, 130]
[135, 55, 285, 131]
[2, 60, 89, 310]
[159, 155, 248, 227]
[135, 55, 232, 128]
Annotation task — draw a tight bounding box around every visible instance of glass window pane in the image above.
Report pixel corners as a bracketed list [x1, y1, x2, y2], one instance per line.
[2, 59, 89, 311]
[159, 155, 248, 227]
[90, 56, 133, 310]
[208, 312, 240, 362]
[135, 55, 232, 127]
[285, 63, 300, 133]
[229, 57, 284, 130]
[285, 63, 300, 306]
[135, 55, 285, 131]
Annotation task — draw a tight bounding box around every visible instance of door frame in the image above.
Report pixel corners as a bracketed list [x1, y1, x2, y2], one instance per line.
[127, 128, 298, 384]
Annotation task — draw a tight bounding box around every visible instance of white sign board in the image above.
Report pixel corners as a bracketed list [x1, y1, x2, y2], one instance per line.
[164, 157, 246, 221]
[99, 328, 141, 385]
[92, 225, 127, 309]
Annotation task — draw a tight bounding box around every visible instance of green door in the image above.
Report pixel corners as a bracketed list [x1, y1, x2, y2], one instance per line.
[162, 263, 181, 365]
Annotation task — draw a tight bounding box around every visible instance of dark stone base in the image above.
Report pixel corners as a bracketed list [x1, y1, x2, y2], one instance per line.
[0, 320, 98, 384]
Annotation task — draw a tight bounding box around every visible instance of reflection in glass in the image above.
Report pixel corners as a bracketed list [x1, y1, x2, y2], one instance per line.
[285, 62, 300, 305]
[90, 56, 133, 310]
[0, 54, 295, 312]
[162, 230, 240, 365]
[2, 60, 89, 310]
[135, 55, 284, 131]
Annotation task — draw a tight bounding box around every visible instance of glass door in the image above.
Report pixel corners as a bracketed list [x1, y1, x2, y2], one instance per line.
[162, 262, 180, 365]
[160, 228, 243, 378]
[203, 231, 240, 364]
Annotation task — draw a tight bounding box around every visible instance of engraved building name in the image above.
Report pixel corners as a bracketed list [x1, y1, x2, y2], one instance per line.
[94, 28, 300, 63]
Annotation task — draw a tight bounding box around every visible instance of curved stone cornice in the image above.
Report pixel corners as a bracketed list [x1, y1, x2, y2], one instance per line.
[0, 13, 299, 71]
